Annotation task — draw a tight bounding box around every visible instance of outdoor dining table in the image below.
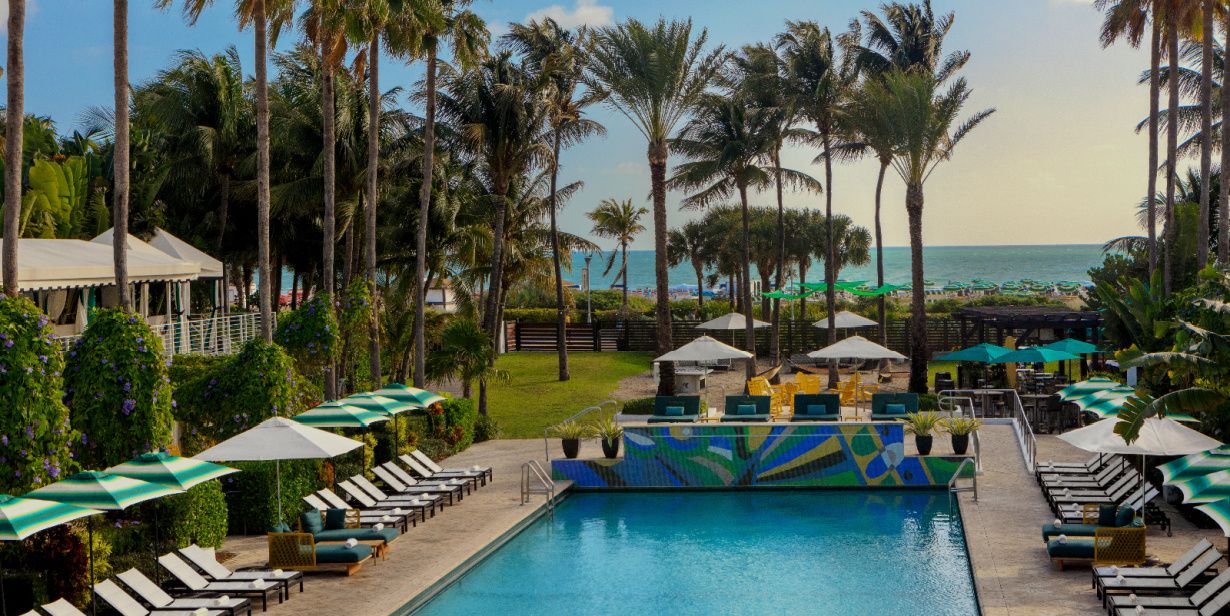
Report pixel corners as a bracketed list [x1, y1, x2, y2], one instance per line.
[1020, 393, 1056, 432]
[972, 388, 1003, 417]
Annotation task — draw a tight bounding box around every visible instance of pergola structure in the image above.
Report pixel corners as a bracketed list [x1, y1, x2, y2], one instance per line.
[952, 306, 1102, 348]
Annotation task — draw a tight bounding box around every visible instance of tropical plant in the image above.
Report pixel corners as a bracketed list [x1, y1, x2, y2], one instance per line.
[1114, 388, 1224, 444]
[586, 17, 724, 395]
[589, 415, 623, 444]
[940, 415, 983, 436]
[425, 316, 506, 403]
[901, 410, 942, 436]
[587, 198, 647, 311]
[546, 419, 595, 440]
[667, 220, 714, 313]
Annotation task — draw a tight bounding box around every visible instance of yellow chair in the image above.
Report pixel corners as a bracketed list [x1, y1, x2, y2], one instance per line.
[853, 373, 879, 403]
[829, 379, 858, 406]
[795, 373, 822, 395]
[748, 377, 784, 417]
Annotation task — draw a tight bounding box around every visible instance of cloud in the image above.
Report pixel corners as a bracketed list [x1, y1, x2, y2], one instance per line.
[526, 0, 613, 29]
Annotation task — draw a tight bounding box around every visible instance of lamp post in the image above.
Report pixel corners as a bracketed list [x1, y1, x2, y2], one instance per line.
[584, 254, 592, 324]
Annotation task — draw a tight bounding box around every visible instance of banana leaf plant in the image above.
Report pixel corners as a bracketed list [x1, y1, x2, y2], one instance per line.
[1112, 389, 1225, 445]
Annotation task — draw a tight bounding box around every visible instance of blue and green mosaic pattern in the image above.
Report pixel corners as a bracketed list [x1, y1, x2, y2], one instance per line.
[552, 423, 969, 488]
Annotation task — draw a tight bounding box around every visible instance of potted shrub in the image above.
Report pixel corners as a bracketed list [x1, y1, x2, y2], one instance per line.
[591, 416, 624, 459]
[902, 411, 942, 456]
[941, 416, 983, 456]
[547, 420, 594, 459]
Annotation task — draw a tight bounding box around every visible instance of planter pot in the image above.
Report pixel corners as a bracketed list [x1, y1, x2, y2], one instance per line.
[601, 438, 620, 459]
[952, 434, 970, 456]
[561, 438, 581, 459]
[915, 434, 934, 456]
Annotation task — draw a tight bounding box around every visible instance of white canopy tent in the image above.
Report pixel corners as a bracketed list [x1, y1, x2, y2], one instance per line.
[0, 237, 199, 291]
[148, 228, 224, 279]
[696, 312, 770, 330]
[812, 311, 879, 329]
[807, 335, 906, 361]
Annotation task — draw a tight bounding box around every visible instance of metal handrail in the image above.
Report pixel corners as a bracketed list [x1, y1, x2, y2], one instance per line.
[941, 388, 1036, 473]
[521, 460, 555, 507]
[543, 400, 618, 461]
[949, 457, 978, 502]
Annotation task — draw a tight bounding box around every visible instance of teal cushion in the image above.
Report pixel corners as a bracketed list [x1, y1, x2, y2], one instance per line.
[324, 508, 348, 531]
[806, 404, 830, 416]
[664, 406, 684, 417]
[1041, 523, 1096, 541]
[885, 403, 906, 415]
[314, 544, 373, 564]
[1097, 504, 1117, 527]
[737, 404, 756, 416]
[301, 511, 322, 535]
[1046, 538, 1095, 559]
[313, 527, 399, 543]
[1115, 507, 1136, 527]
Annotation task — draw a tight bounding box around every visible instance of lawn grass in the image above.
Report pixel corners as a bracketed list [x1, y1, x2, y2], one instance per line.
[487, 352, 653, 439]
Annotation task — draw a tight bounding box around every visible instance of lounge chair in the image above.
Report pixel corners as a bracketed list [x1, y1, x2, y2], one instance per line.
[297, 509, 398, 547]
[1048, 473, 1136, 512]
[266, 533, 373, 577]
[1106, 567, 1230, 615]
[351, 473, 464, 504]
[1040, 460, 1131, 492]
[1055, 485, 1159, 522]
[178, 545, 304, 600]
[1098, 549, 1222, 605]
[370, 465, 471, 498]
[1045, 526, 1147, 571]
[720, 395, 772, 422]
[116, 568, 252, 616]
[157, 553, 284, 611]
[39, 600, 88, 616]
[94, 579, 228, 616]
[1041, 505, 1140, 542]
[869, 393, 918, 420]
[406, 450, 493, 483]
[396, 455, 485, 488]
[1036, 454, 1121, 482]
[647, 395, 702, 423]
[1093, 538, 1216, 582]
[324, 484, 439, 519]
[302, 493, 412, 530]
[791, 393, 841, 421]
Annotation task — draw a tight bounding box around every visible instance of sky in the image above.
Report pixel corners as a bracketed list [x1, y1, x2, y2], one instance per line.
[11, 0, 1152, 250]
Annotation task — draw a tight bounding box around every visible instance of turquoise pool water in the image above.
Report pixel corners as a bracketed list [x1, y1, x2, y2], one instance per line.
[411, 491, 980, 615]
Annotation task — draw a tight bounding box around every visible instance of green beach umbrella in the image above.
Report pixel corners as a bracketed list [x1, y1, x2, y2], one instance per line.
[339, 393, 415, 416]
[1159, 446, 1230, 485]
[1072, 387, 1136, 411]
[1057, 377, 1121, 402]
[1173, 468, 1230, 504]
[0, 494, 103, 614]
[104, 452, 238, 491]
[293, 402, 389, 429]
[372, 383, 446, 408]
[1043, 339, 1101, 356]
[991, 347, 1080, 364]
[935, 343, 1012, 363]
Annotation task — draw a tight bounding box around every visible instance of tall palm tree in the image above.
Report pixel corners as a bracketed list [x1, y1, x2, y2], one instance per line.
[113, 0, 133, 310]
[1223, 7, 1230, 265]
[1163, 2, 1199, 293]
[1197, 0, 1214, 269]
[413, 0, 485, 388]
[2, 0, 23, 295]
[667, 221, 713, 312]
[776, 21, 854, 387]
[858, 70, 993, 392]
[588, 198, 647, 310]
[586, 18, 724, 395]
[503, 18, 606, 382]
[425, 316, 501, 399]
[669, 94, 819, 378]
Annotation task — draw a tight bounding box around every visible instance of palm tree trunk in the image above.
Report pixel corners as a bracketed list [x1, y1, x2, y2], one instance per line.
[1148, 17, 1161, 274]
[906, 182, 928, 394]
[1163, 21, 1179, 294]
[484, 187, 509, 369]
[414, 46, 438, 387]
[798, 261, 808, 324]
[322, 31, 338, 401]
[1222, 10, 1230, 265]
[649, 140, 674, 395]
[739, 182, 756, 380]
[549, 132, 569, 381]
[822, 131, 837, 389]
[366, 35, 382, 388]
[693, 262, 704, 311]
[2, 0, 23, 295]
[620, 240, 629, 309]
[874, 158, 888, 348]
[771, 147, 784, 367]
[113, 0, 131, 311]
[217, 173, 230, 252]
[254, 0, 273, 341]
[1198, 0, 1213, 269]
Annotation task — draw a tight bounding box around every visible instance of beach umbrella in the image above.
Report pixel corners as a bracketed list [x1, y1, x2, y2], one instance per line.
[935, 343, 1011, 363]
[339, 393, 415, 415]
[1057, 377, 1121, 402]
[991, 346, 1080, 365]
[806, 335, 906, 361]
[194, 417, 363, 528]
[1193, 499, 1230, 555]
[811, 311, 878, 330]
[371, 383, 446, 408]
[696, 312, 770, 330]
[1171, 468, 1230, 504]
[1159, 445, 1230, 485]
[293, 403, 389, 429]
[29, 472, 180, 615]
[1073, 387, 1136, 412]
[0, 495, 103, 615]
[104, 452, 237, 492]
[1043, 339, 1101, 355]
[655, 335, 753, 363]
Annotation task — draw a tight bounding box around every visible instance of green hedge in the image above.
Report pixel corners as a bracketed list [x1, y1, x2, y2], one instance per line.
[154, 480, 228, 549]
[620, 397, 655, 415]
[224, 459, 321, 534]
[65, 309, 173, 468]
[425, 398, 477, 454]
[0, 296, 76, 492]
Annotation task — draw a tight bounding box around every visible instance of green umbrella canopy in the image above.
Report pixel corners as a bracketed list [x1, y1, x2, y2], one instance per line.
[1043, 339, 1102, 356]
[761, 289, 812, 300]
[991, 347, 1080, 364]
[800, 280, 868, 292]
[1072, 387, 1136, 411]
[1194, 498, 1230, 536]
[0, 494, 102, 541]
[371, 383, 446, 408]
[1159, 446, 1230, 485]
[104, 452, 238, 492]
[1174, 468, 1230, 504]
[1057, 377, 1121, 402]
[339, 393, 416, 416]
[935, 343, 1012, 363]
[846, 283, 907, 297]
[27, 471, 180, 511]
[293, 403, 389, 429]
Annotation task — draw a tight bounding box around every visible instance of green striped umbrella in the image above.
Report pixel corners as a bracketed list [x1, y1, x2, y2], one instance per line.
[1159, 446, 1230, 485]
[1057, 377, 1121, 402]
[340, 393, 416, 416]
[0, 494, 102, 614]
[1173, 469, 1230, 504]
[1074, 388, 1136, 412]
[1193, 499, 1230, 546]
[104, 452, 238, 491]
[293, 402, 389, 429]
[372, 383, 446, 408]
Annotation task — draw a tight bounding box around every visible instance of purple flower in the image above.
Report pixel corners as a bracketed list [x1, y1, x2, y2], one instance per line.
[171, 400, 177, 408]
[4, 340, 12, 348]
[24, 425, 32, 438]
[0, 435, 7, 446]
[49, 466, 60, 478]
[24, 367, 30, 374]
[122, 399, 136, 415]
[122, 382, 132, 392]
[80, 433, 87, 444]
[13, 470, 19, 478]
[38, 355, 47, 363]
[37, 315, 47, 327]
[136, 337, 143, 343]
[129, 316, 138, 324]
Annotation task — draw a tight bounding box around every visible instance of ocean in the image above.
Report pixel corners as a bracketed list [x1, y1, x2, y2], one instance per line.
[567, 244, 1106, 291]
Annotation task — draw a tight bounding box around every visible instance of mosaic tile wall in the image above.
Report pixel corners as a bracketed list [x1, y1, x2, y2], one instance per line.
[551, 423, 970, 488]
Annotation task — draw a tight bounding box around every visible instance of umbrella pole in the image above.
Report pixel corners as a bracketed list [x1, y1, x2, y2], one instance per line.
[1, 557, 6, 616]
[276, 459, 283, 530]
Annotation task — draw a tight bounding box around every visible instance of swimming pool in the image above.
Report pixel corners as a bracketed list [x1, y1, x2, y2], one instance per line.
[410, 491, 980, 615]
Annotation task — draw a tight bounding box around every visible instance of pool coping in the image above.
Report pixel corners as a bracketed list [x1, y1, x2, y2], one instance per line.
[955, 495, 986, 615]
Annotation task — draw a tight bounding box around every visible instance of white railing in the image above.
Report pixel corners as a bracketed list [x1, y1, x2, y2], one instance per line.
[941, 388, 1036, 473]
[58, 313, 263, 357]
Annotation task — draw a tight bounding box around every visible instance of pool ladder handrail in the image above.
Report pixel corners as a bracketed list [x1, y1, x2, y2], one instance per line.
[521, 459, 555, 508]
[949, 457, 978, 503]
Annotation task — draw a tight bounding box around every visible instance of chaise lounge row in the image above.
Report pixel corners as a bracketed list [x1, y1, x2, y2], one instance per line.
[645, 392, 920, 423]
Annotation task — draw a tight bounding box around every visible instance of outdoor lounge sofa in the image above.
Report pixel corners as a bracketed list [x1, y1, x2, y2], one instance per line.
[396, 456, 484, 489]
[1040, 460, 1131, 492]
[869, 393, 918, 420]
[266, 533, 374, 577]
[791, 393, 841, 421]
[298, 509, 399, 547]
[1044, 526, 1147, 570]
[647, 395, 702, 423]
[329, 482, 442, 517]
[116, 568, 253, 616]
[720, 395, 772, 422]
[93, 579, 229, 616]
[371, 465, 471, 498]
[1040, 505, 1140, 542]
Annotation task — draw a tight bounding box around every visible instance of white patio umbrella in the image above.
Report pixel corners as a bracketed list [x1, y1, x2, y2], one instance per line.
[194, 417, 364, 528]
[807, 335, 906, 361]
[696, 312, 770, 330]
[655, 335, 754, 363]
[812, 310, 878, 329]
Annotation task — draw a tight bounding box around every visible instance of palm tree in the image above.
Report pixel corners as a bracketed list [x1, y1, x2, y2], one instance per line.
[588, 198, 647, 310]
[1197, 0, 1214, 269]
[413, 0, 486, 388]
[1224, 7, 1230, 265]
[2, 0, 23, 294]
[669, 94, 819, 378]
[503, 18, 606, 382]
[586, 18, 724, 395]
[776, 21, 855, 387]
[859, 70, 993, 392]
[425, 316, 503, 399]
[113, 0, 133, 310]
[667, 221, 712, 313]
[1163, 2, 1199, 293]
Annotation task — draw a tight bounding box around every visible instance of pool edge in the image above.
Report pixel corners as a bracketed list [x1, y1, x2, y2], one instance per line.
[956, 494, 986, 616]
